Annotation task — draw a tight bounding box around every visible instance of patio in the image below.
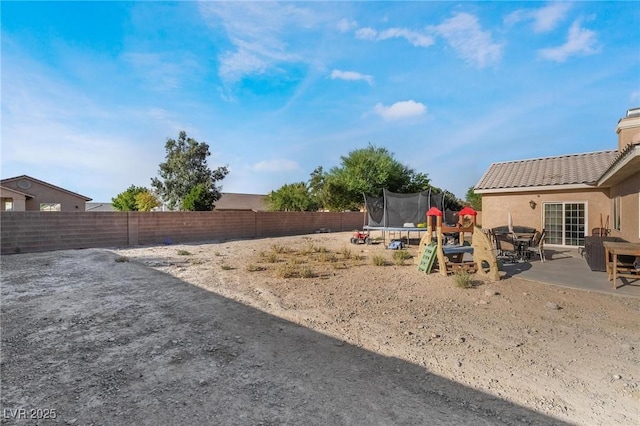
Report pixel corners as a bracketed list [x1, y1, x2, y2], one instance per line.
[499, 247, 640, 298]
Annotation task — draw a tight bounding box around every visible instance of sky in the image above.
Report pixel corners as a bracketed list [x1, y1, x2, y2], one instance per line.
[1, 1, 639, 203]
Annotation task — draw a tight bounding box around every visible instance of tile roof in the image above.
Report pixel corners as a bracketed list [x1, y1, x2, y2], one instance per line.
[214, 193, 267, 211]
[475, 150, 619, 191]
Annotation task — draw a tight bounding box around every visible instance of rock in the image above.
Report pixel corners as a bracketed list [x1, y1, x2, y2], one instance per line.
[545, 302, 560, 310]
[458, 337, 466, 343]
[484, 289, 498, 297]
[455, 360, 462, 367]
[613, 374, 622, 380]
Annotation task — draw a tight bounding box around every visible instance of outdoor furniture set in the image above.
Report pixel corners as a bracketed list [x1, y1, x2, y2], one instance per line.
[486, 226, 545, 264]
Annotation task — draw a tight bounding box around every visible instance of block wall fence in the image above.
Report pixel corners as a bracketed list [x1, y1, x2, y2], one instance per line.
[0, 211, 366, 254]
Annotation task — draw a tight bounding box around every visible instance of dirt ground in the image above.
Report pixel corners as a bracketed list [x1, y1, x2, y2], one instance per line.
[1, 231, 639, 425]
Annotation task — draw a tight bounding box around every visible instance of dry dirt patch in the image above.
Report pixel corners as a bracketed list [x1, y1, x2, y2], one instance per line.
[1, 231, 639, 425]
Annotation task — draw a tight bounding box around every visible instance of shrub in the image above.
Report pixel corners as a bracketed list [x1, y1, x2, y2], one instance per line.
[319, 252, 338, 263]
[220, 264, 233, 270]
[454, 270, 473, 288]
[265, 253, 279, 263]
[372, 254, 386, 266]
[177, 249, 191, 256]
[115, 256, 129, 263]
[276, 263, 298, 278]
[246, 264, 265, 272]
[300, 243, 316, 255]
[392, 250, 412, 265]
[271, 244, 288, 253]
[300, 266, 315, 278]
[338, 246, 352, 259]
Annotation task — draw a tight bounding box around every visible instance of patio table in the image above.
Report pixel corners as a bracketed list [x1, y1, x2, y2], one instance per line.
[602, 241, 640, 289]
[513, 235, 533, 260]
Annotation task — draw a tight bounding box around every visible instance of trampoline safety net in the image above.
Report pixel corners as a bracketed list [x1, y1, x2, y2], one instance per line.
[364, 189, 444, 228]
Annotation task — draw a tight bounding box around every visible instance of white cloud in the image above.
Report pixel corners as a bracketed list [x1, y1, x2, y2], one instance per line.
[531, 3, 572, 32]
[505, 3, 572, 33]
[355, 27, 377, 40]
[355, 26, 434, 47]
[337, 18, 358, 33]
[330, 70, 373, 85]
[199, 2, 319, 84]
[377, 28, 434, 47]
[430, 13, 503, 68]
[373, 100, 426, 120]
[123, 52, 197, 91]
[252, 159, 300, 172]
[538, 20, 599, 62]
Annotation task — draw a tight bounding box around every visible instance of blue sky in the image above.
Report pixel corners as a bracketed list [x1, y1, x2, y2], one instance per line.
[2, 1, 639, 203]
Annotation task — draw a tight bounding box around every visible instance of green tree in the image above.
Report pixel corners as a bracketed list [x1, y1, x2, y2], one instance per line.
[112, 185, 149, 211]
[465, 186, 482, 211]
[266, 182, 319, 211]
[308, 166, 327, 209]
[151, 131, 229, 210]
[182, 184, 215, 211]
[135, 191, 161, 212]
[322, 144, 432, 211]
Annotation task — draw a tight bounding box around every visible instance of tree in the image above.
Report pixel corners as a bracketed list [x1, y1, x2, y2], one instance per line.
[266, 182, 319, 211]
[112, 185, 149, 211]
[151, 131, 229, 210]
[465, 186, 482, 211]
[135, 191, 161, 212]
[322, 144, 432, 211]
[308, 166, 327, 209]
[182, 184, 215, 211]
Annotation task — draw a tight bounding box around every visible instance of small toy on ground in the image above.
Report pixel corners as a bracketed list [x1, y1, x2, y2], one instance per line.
[350, 230, 371, 245]
[387, 239, 405, 250]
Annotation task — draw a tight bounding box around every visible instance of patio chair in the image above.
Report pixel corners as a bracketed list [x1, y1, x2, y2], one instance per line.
[527, 230, 546, 262]
[495, 233, 519, 262]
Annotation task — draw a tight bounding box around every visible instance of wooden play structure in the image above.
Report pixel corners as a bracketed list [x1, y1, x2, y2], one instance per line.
[417, 207, 500, 281]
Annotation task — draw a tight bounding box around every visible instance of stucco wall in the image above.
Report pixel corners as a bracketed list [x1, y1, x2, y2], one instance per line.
[0, 211, 365, 254]
[609, 171, 640, 243]
[1, 179, 88, 211]
[481, 188, 611, 243]
[0, 188, 27, 211]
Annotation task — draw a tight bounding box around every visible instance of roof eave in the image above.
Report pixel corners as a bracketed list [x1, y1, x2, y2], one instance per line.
[474, 183, 597, 195]
[597, 145, 640, 187]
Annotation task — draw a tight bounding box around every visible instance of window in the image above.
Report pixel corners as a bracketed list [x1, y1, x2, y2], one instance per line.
[4, 201, 13, 211]
[543, 202, 586, 246]
[40, 203, 61, 211]
[612, 196, 621, 231]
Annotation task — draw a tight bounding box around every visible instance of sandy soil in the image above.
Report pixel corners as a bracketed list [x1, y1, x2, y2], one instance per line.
[1, 231, 639, 425]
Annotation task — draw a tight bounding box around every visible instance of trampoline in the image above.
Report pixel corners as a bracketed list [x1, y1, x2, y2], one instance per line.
[363, 189, 444, 244]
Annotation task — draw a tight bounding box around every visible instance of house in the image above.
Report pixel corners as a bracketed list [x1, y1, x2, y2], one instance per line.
[0, 175, 92, 211]
[85, 202, 116, 212]
[213, 193, 268, 211]
[475, 108, 640, 246]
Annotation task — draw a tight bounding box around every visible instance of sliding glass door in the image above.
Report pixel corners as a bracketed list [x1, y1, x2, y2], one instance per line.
[543, 203, 586, 246]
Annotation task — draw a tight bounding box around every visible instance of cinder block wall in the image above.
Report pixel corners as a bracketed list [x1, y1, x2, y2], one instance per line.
[1, 211, 366, 254]
[0, 212, 129, 253]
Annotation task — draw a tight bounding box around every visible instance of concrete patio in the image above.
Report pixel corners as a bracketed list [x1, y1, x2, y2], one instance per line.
[500, 248, 640, 298]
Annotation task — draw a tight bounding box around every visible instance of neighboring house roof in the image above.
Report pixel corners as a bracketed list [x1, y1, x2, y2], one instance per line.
[475, 150, 618, 194]
[214, 193, 267, 211]
[0, 175, 92, 201]
[86, 202, 116, 211]
[0, 185, 33, 199]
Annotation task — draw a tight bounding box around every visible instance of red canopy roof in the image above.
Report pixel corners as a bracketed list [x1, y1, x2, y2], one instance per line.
[426, 207, 443, 217]
[459, 206, 477, 216]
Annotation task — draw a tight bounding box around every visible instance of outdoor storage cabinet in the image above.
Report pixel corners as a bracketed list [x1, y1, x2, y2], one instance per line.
[584, 236, 625, 272]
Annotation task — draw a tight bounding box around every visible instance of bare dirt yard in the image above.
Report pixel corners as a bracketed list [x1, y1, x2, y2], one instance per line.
[1, 231, 639, 425]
